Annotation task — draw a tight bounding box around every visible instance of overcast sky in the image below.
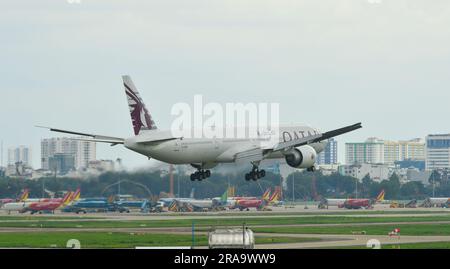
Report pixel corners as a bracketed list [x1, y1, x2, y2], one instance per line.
[1, 0, 449, 169]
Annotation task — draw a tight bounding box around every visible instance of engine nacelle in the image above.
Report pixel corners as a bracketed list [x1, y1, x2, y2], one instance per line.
[284, 145, 317, 169]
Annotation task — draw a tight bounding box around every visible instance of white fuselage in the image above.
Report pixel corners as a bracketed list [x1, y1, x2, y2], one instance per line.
[124, 125, 327, 167]
[1, 202, 32, 212]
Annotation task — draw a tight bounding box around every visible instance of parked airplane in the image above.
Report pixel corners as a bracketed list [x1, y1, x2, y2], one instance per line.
[267, 186, 283, 206]
[39, 76, 362, 182]
[26, 188, 80, 204]
[320, 190, 385, 209]
[1, 189, 80, 214]
[339, 190, 385, 209]
[26, 191, 75, 214]
[232, 188, 276, 211]
[0, 189, 29, 205]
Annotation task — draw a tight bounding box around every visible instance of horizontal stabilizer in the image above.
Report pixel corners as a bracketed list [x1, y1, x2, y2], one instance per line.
[36, 126, 125, 145]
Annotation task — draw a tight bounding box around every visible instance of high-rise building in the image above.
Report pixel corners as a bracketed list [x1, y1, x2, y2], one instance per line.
[41, 137, 96, 170]
[7, 146, 32, 167]
[384, 138, 425, 164]
[317, 138, 338, 165]
[426, 134, 450, 170]
[48, 153, 76, 174]
[346, 138, 384, 164]
[346, 138, 425, 165]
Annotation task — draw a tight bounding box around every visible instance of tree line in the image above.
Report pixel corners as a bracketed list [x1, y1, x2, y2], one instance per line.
[0, 170, 446, 201]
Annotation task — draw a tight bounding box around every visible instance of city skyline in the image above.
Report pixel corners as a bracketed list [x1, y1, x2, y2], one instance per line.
[1, 1, 450, 169]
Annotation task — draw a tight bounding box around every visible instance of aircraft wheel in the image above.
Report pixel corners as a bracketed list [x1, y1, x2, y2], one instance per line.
[190, 174, 196, 181]
[205, 170, 211, 178]
[260, 170, 266, 178]
[245, 173, 251, 181]
[252, 172, 258, 181]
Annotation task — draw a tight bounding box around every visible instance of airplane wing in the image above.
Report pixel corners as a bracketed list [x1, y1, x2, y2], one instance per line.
[36, 126, 125, 145]
[235, 122, 362, 163]
[273, 122, 362, 151]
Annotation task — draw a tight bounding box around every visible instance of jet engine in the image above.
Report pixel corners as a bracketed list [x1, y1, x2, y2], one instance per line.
[284, 145, 317, 169]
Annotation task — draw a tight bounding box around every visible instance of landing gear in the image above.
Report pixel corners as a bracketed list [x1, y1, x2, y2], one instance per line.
[245, 166, 266, 181]
[306, 166, 316, 172]
[190, 169, 211, 181]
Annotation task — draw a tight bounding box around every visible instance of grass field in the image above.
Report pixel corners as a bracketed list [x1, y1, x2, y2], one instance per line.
[331, 242, 450, 249]
[2, 215, 450, 229]
[253, 223, 450, 236]
[0, 232, 321, 248]
[2, 211, 450, 248]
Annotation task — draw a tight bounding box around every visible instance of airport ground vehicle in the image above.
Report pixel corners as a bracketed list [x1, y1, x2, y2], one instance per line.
[208, 228, 255, 249]
[420, 198, 450, 208]
[390, 200, 417, 208]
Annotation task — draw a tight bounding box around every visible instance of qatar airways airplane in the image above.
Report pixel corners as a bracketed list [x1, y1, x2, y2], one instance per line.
[39, 76, 361, 182]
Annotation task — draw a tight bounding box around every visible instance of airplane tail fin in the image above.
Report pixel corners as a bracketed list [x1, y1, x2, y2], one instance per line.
[220, 190, 228, 203]
[375, 189, 385, 203]
[269, 187, 282, 204]
[61, 191, 72, 205]
[122, 75, 157, 135]
[72, 188, 81, 202]
[262, 188, 271, 201]
[168, 200, 178, 212]
[18, 189, 29, 202]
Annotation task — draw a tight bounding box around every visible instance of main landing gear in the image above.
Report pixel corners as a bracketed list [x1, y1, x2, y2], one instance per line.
[245, 166, 266, 181]
[306, 166, 316, 172]
[190, 169, 211, 181]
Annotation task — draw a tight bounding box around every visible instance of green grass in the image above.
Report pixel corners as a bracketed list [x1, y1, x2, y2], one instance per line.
[136, 210, 450, 216]
[381, 242, 450, 249]
[0, 232, 320, 248]
[0, 216, 99, 221]
[253, 223, 450, 236]
[329, 241, 450, 249]
[3, 215, 450, 229]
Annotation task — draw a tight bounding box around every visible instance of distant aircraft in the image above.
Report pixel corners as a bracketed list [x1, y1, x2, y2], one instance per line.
[0, 189, 80, 214]
[39, 76, 361, 182]
[26, 188, 80, 204]
[231, 188, 274, 211]
[0, 189, 29, 205]
[26, 191, 75, 214]
[321, 190, 385, 210]
[339, 190, 385, 210]
[267, 186, 283, 206]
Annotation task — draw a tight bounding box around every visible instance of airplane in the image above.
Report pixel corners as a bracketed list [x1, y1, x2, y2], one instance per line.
[159, 188, 196, 207]
[0, 189, 29, 205]
[320, 190, 385, 209]
[25, 188, 80, 204]
[232, 188, 275, 211]
[39, 75, 362, 182]
[1, 189, 80, 214]
[267, 186, 283, 206]
[234, 198, 266, 211]
[26, 191, 75, 214]
[339, 189, 385, 210]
